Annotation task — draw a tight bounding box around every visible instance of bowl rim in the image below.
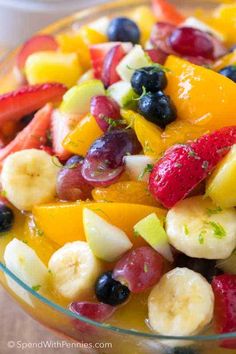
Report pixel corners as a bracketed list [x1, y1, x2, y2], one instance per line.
[0, 0, 236, 342]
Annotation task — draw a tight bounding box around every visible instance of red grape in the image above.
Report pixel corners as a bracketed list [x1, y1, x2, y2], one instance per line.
[90, 95, 121, 132]
[210, 34, 227, 59]
[146, 49, 168, 65]
[102, 45, 126, 87]
[150, 22, 176, 55]
[113, 246, 164, 293]
[70, 301, 115, 333]
[183, 55, 213, 66]
[169, 27, 214, 59]
[56, 155, 93, 201]
[81, 129, 141, 187]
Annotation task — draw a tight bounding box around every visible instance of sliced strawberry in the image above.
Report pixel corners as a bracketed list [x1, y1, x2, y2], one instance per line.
[212, 274, 236, 349]
[0, 83, 67, 126]
[0, 103, 52, 165]
[146, 49, 168, 65]
[90, 42, 132, 79]
[17, 34, 58, 70]
[101, 45, 126, 87]
[149, 126, 236, 208]
[152, 0, 185, 25]
[51, 109, 73, 161]
[150, 22, 176, 55]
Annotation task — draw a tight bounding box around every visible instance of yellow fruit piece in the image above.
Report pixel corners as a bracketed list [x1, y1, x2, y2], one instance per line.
[213, 51, 236, 71]
[57, 32, 91, 70]
[79, 26, 108, 46]
[165, 55, 236, 130]
[130, 6, 156, 45]
[122, 110, 163, 157]
[63, 114, 103, 156]
[92, 181, 159, 207]
[33, 202, 166, 248]
[206, 145, 236, 208]
[161, 120, 209, 147]
[25, 51, 82, 88]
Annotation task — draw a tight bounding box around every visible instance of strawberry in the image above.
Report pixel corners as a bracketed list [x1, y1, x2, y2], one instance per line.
[90, 42, 132, 79]
[102, 45, 126, 87]
[51, 109, 73, 161]
[149, 126, 236, 208]
[146, 49, 168, 65]
[212, 274, 236, 349]
[152, 0, 185, 25]
[0, 83, 67, 126]
[17, 34, 58, 70]
[0, 103, 52, 165]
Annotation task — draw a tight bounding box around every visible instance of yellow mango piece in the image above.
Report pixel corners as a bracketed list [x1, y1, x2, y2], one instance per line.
[165, 55, 236, 130]
[206, 145, 236, 208]
[57, 32, 91, 70]
[25, 51, 82, 88]
[79, 26, 108, 46]
[213, 51, 236, 71]
[130, 6, 156, 45]
[33, 202, 166, 248]
[212, 4, 236, 46]
[63, 114, 103, 156]
[92, 181, 159, 207]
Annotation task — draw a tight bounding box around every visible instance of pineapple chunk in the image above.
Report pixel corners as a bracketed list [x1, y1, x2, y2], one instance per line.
[25, 51, 82, 87]
[206, 145, 236, 207]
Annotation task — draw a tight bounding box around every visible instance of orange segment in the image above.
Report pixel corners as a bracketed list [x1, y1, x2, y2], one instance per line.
[33, 202, 166, 248]
[165, 55, 236, 130]
[92, 181, 160, 207]
[62, 114, 103, 156]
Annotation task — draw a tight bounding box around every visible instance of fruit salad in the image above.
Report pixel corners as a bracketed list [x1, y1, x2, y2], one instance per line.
[0, 0, 236, 352]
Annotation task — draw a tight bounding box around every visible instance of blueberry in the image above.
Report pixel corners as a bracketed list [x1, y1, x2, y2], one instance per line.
[0, 204, 14, 233]
[131, 67, 167, 95]
[138, 91, 177, 128]
[107, 17, 140, 44]
[175, 254, 222, 283]
[95, 271, 130, 306]
[218, 65, 236, 83]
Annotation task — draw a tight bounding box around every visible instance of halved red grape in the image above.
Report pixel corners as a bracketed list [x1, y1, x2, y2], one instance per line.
[70, 301, 115, 333]
[169, 27, 214, 59]
[90, 95, 121, 132]
[210, 34, 227, 59]
[102, 45, 126, 87]
[81, 129, 141, 187]
[56, 155, 93, 201]
[150, 22, 176, 55]
[183, 55, 213, 66]
[146, 48, 168, 65]
[113, 246, 164, 293]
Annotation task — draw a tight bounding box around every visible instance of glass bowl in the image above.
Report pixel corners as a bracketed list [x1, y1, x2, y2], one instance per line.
[0, 1, 236, 353]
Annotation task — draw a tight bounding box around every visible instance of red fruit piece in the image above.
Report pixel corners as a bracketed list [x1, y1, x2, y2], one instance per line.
[149, 126, 236, 208]
[90, 95, 121, 132]
[102, 45, 126, 87]
[169, 27, 214, 59]
[152, 0, 185, 25]
[146, 49, 168, 65]
[51, 109, 72, 161]
[70, 301, 115, 333]
[0, 104, 52, 165]
[212, 274, 236, 349]
[17, 34, 58, 70]
[113, 246, 164, 293]
[0, 83, 66, 126]
[90, 42, 132, 79]
[150, 22, 176, 55]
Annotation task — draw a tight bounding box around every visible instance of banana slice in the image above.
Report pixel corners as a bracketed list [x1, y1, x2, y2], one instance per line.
[1, 149, 60, 211]
[48, 241, 102, 300]
[165, 196, 236, 260]
[4, 238, 49, 305]
[148, 267, 214, 336]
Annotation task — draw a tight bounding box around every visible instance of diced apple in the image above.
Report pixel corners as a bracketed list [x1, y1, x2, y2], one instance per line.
[107, 81, 138, 108]
[124, 155, 156, 182]
[134, 213, 173, 261]
[83, 208, 133, 262]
